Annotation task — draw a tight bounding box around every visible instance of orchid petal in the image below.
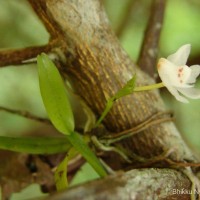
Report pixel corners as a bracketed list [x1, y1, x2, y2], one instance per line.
[157, 58, 192, 88]
[174, 65, 192, 87]
[186, 65, 200, 84]
[157, 58, 179, 84]
[157, 63, 170, 85]
[166, 85, 189, 103]
[157, 63, 189, 103]
[167, 44, 191, 66]
[177, 87, 200, 99]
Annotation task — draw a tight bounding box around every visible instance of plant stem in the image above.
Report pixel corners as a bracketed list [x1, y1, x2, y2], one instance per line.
[95, 100, 114, 127]
[134, 82, 164, 92]
[96, 82, 165, 127]
[67, 132, 107, 177]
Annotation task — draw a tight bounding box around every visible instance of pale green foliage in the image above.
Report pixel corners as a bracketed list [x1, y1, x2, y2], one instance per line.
[0, 136, 71, 154]
[37, 54, 107, 180]
[112, 75, 136, 100]
[96, 75, 136, 126]
[67, 132, 107, 177]
[37, 53, 75, 135]
[54, 148, 78, 191]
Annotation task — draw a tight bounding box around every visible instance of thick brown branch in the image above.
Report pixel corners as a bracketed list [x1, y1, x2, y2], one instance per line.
[137, 0, 167, 77]
[45, 169, 192, 200]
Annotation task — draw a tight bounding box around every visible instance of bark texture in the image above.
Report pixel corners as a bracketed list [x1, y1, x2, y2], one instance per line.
[44, 169, 192, 200]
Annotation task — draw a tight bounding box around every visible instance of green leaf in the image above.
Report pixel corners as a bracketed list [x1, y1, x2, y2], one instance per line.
[96, 75, 136, 126]
[67, 132, 107, 177]
[37, 53, 74, 135]
[113, 74, 136, 100]
[54, 148, 78, 191]
[0, 136, 71, 154]
[37, 54, 106, 178]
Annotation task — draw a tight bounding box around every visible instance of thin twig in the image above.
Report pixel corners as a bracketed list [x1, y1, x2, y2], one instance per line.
[130, 148, 175, 168]
[137, 0, 167, 77]
[0, 106, 51, 125]
[0, 40, 59, 67]
[116, 0, 137, 38]
[131, 149, 200, 169]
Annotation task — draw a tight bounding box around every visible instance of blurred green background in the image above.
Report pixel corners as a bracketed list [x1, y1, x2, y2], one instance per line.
[0, 0, 200, 198]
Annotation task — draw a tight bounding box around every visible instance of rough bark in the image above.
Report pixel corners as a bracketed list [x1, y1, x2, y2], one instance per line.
[43, 169, 192, 200]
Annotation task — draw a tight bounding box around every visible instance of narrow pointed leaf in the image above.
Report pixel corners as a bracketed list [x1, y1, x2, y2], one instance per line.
[37, 53, 74, 135]
[0, 136, 71, 154]
[55, 148, 78, 191]
[114, 75, 137, 100]
[67, 132, 107, 177]
[96, 75, 136, 126]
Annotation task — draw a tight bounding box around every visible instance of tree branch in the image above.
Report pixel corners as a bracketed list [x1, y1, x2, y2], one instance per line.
[137, 0, 167, 77]
[0, 40, 59, 67]
[45, 169, 192, 200]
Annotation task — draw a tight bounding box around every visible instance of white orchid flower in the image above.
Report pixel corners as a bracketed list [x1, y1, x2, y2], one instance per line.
[157, 44, 200, 103]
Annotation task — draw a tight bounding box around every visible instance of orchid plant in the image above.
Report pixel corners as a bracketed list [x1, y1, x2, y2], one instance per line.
[97, 44, 200, 125]
[157, 44, 200, 103]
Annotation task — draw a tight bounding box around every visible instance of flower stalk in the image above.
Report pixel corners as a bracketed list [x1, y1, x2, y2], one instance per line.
[134, 82, 165, 92]
[96, 82, 165, 126]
